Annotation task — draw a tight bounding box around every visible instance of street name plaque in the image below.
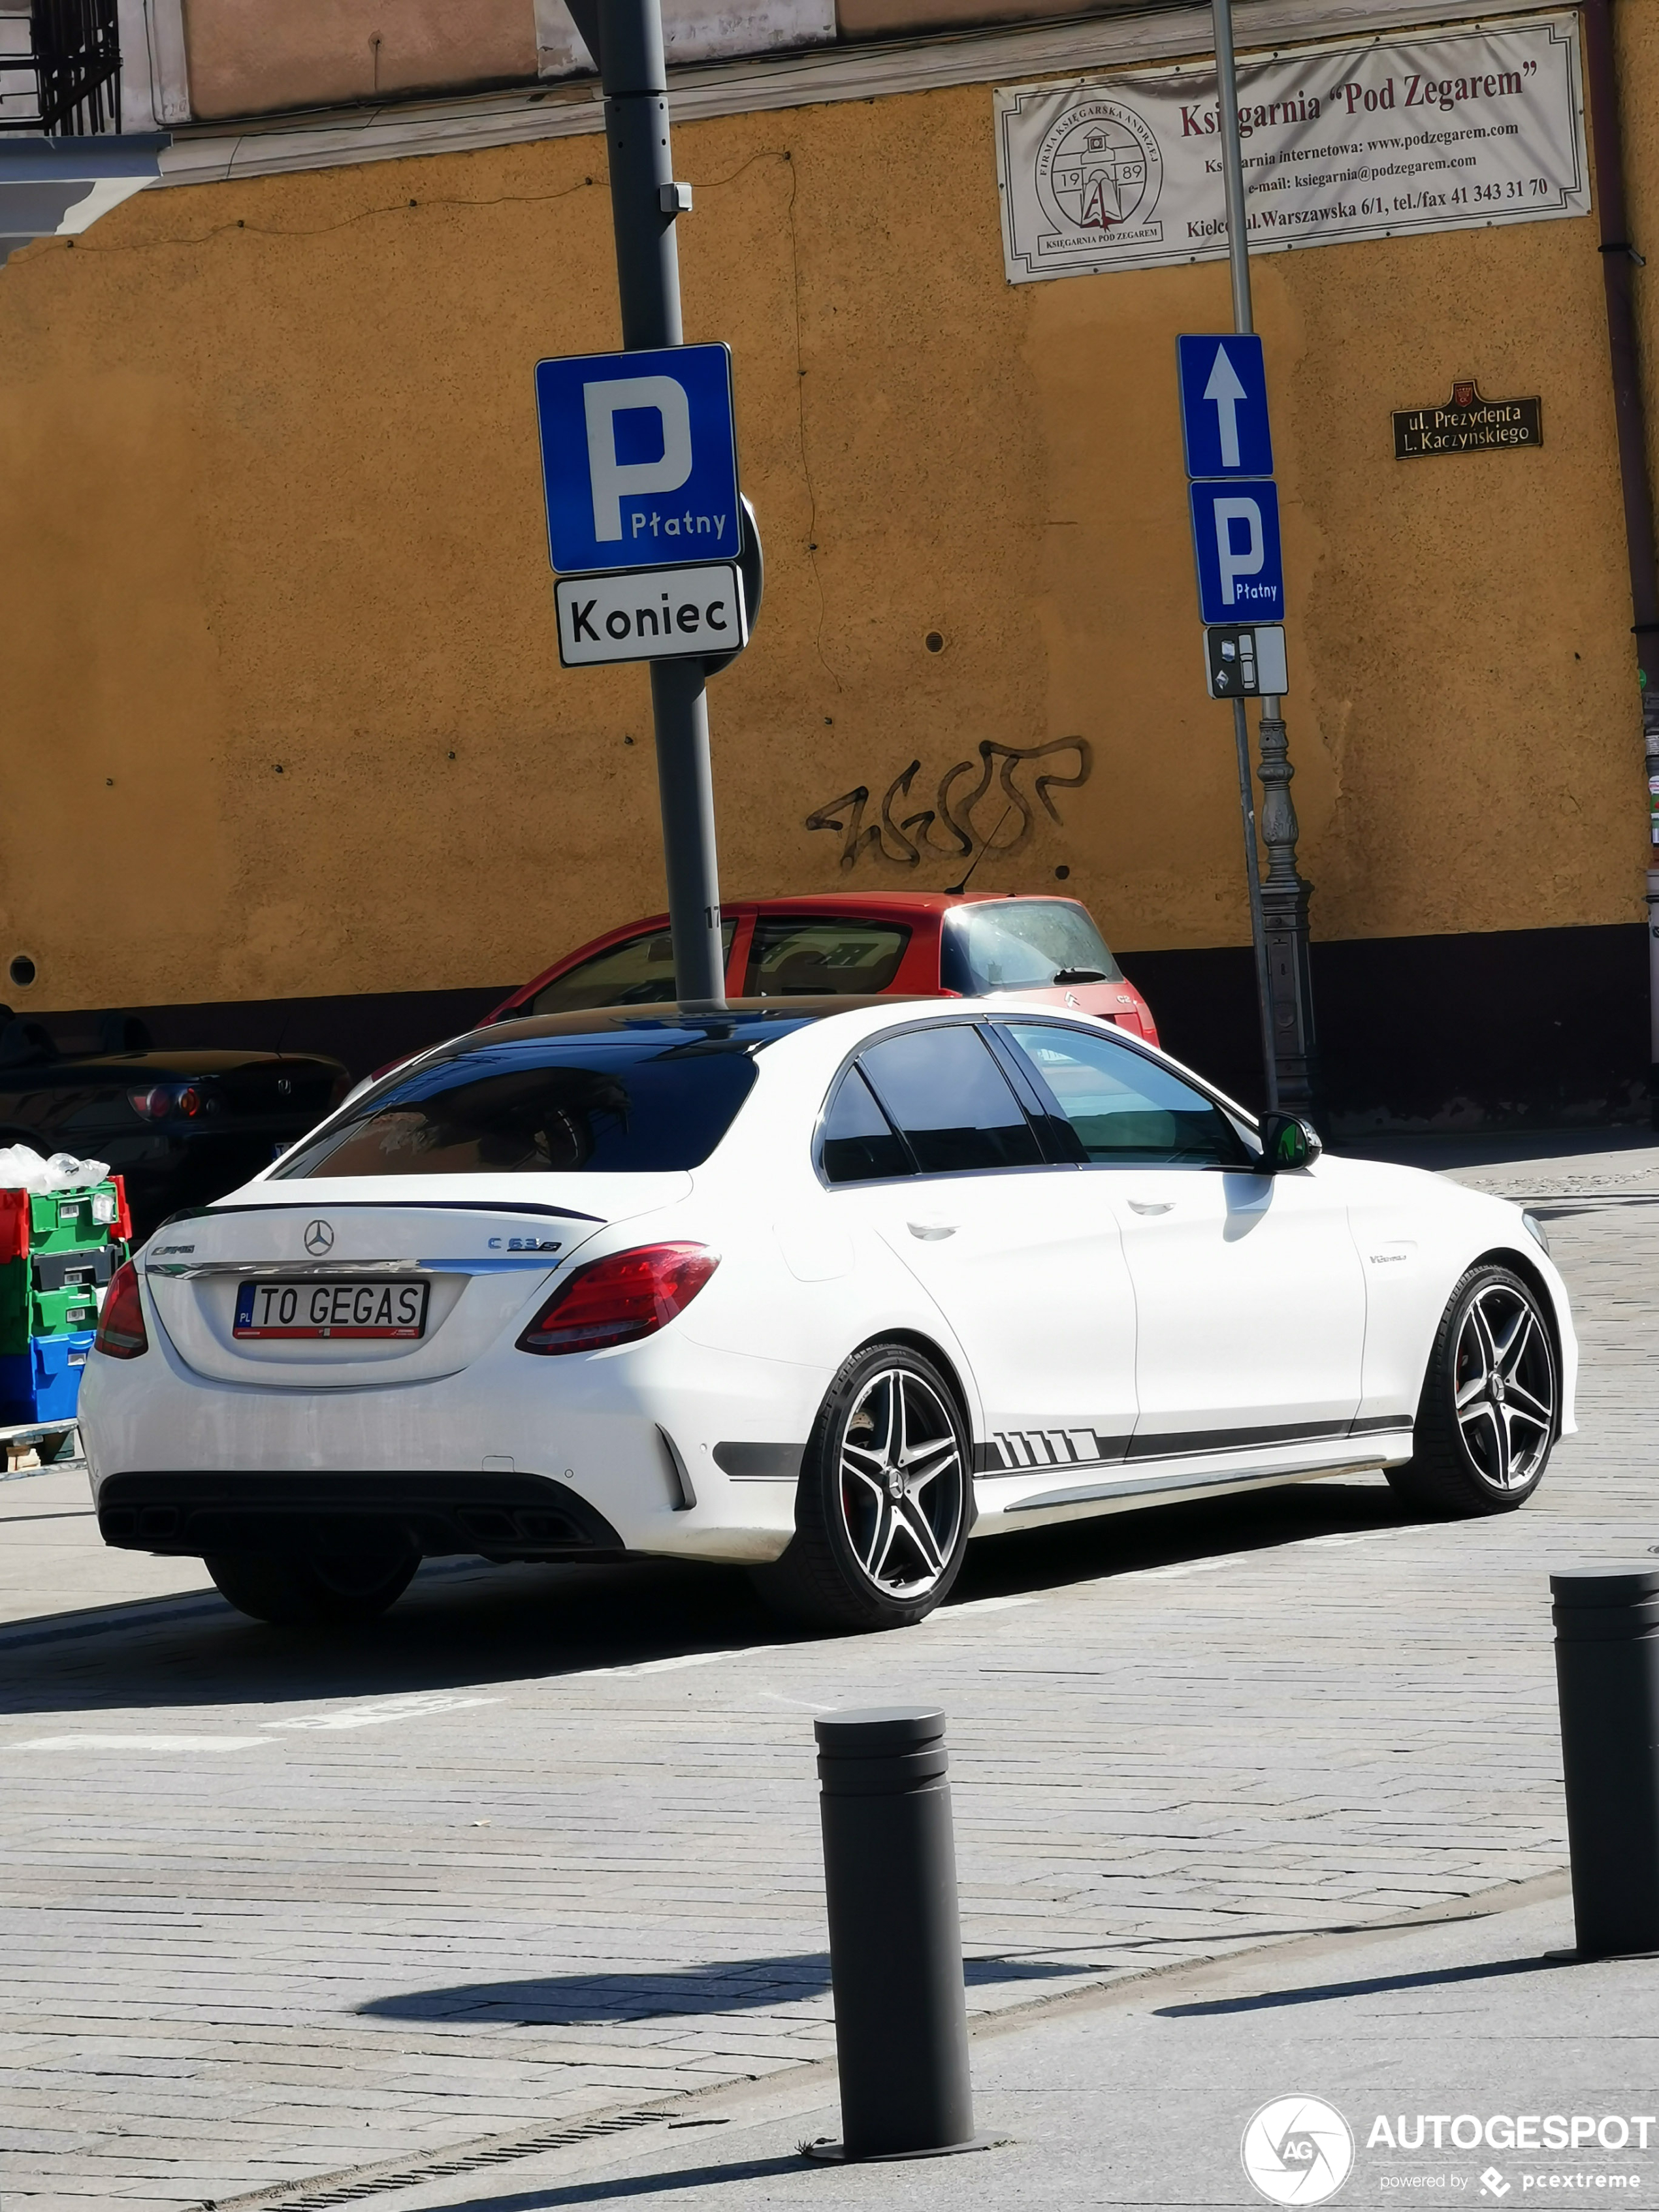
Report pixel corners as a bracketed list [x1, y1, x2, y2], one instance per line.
[1393, 381, 1543, 457]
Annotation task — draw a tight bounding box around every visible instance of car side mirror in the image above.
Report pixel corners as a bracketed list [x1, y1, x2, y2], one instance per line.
[1257, 1112, 1322, 1172]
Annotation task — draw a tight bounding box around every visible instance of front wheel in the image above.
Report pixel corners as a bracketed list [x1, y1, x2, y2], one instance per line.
[1385, 1264, 1558, 1516]
[751, 1342, 971, 1633]
[205, 1548, 418, 1626]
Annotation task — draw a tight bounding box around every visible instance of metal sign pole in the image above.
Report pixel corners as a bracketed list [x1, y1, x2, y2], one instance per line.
[1210, 0, 1317, 1117]
[1230, 697, 1278, 1113]
[1212, 0, 1253, 344]
[580, 0, 727, 1012]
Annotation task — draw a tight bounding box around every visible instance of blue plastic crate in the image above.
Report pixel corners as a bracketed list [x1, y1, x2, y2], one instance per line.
[0, 1330, 94, 1426]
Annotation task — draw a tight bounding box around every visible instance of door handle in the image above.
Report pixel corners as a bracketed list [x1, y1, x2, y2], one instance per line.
[1126, 1200, 1175, 1215]
[907, 1221, 958, 1240]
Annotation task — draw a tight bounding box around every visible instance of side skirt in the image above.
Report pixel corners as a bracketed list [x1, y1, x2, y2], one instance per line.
[971, 1426, 1414, 1531]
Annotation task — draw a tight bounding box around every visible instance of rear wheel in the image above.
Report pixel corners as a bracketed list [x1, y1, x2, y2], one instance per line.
[1385, 1264, 1557, 1515]
[752, 1341, 970, 1633]
[205, 1548, 418, 1626]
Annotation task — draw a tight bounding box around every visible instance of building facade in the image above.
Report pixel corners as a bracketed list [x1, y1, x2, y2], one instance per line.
[0, 0, 1653, 1125]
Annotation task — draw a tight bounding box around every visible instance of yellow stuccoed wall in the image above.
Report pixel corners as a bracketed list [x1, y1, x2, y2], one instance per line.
[0, 57, 1647, 1015]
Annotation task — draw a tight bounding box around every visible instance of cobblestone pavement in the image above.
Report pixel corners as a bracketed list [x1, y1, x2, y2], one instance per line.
[1, 1136, 1654, 2210]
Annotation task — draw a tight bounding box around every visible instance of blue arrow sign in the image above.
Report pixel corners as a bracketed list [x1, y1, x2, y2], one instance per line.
[535, 342, 741, 574]
[1189, 479, 1284, 623]
[1177, 334, 1274, 479]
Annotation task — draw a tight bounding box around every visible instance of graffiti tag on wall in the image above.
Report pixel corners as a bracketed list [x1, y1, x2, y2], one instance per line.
[805, 738, 1093, 872]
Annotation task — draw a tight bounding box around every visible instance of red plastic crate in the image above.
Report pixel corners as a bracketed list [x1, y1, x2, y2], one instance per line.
[0, 1190, 27, 1266]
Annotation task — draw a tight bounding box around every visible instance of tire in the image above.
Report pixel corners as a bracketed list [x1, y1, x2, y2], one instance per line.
[751, 1341, 971, 1633]
[205, 1548, 418, 1626]
[1385, 1264, 1558, 1516]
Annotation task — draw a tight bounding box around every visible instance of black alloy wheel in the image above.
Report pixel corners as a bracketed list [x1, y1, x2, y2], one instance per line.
[204, 1548, 419, 1626]
[1386, 1263, 1558, 1515]
[752, 1340, 971, 1632]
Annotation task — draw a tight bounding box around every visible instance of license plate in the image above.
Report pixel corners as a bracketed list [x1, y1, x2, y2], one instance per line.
[233, 1278, 430, 1341]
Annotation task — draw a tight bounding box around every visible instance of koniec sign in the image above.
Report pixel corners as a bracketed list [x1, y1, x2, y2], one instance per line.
[995, 10, 1588, 282]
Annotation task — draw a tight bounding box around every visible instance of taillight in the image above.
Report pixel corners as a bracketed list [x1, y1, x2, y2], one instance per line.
[94, 1260, 148, 1359]
[129, 1084, 198, 1120]
[517, 1242, 718, 1356]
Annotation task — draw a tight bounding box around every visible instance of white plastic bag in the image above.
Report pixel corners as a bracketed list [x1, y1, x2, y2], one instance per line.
[44, 1151, 109, 1190]
[0, 1144, 110, 1194]
[0, 1144, 53, 1193]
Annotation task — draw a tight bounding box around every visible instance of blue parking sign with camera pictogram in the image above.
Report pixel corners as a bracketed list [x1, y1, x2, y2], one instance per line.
[534, 343, 741, 575]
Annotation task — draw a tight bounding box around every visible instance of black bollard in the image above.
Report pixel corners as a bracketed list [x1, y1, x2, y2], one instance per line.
[1552, 1568, 1659, 1957]
[811, 1706, 977, 2161]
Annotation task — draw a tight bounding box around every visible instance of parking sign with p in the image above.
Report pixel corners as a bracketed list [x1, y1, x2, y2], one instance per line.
[535, 343, 741, 574]
[1188, 479, 1285, 624]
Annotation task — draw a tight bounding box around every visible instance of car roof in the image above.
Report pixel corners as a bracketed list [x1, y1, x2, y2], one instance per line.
[735, 891, 1082, 914]
[573, 891, 1086, 927]
[430, 997, 935, 1058]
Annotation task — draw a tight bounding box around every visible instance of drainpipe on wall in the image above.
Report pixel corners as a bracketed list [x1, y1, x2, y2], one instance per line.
[1582, 0, 1659, 1125]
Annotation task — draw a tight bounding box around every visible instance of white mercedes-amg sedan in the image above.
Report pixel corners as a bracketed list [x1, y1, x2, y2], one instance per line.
[80, 999, 1576, 1633]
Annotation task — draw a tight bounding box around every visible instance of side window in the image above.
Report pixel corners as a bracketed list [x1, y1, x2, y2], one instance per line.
[745, 918, 909, 996]
[858, 1025, 1042, 1176]
[820, 1067, 912, 1185]
[524, 924, 736, 1018]
[1000, 1023, 1248, 1167]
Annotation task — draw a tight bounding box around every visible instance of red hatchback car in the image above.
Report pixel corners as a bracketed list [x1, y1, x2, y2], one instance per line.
[481, 892, 1159, 1042]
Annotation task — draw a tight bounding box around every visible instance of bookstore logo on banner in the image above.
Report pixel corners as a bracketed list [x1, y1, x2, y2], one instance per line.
[1033, 94, 1164, 252]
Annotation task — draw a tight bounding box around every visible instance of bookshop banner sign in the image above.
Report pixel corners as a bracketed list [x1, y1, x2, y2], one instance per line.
[995, 13, 1588, 283]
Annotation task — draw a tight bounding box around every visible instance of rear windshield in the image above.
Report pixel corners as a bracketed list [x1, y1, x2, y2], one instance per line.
[272, 1033, 758, 1178]
[940, 901, 1123, 995]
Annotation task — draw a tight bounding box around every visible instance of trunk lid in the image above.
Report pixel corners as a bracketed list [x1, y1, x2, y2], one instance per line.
[142, 1174, 690, 1387]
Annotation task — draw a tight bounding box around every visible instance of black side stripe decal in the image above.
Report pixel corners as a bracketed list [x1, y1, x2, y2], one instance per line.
[976, 1414, 1413, 1475]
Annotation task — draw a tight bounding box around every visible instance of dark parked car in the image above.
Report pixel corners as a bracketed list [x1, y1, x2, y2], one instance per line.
[0, 1014, 349, 1240]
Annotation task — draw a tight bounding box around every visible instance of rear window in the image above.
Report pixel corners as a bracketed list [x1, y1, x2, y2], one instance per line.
[940, 901, 1123, 996]
[272, 1033, 758, 1178]
[745, 917, 909, 996]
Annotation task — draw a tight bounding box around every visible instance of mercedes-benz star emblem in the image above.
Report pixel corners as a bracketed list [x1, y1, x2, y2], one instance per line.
[303, 1219, 334, 1255]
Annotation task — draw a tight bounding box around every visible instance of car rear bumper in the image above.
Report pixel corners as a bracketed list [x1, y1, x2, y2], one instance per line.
[95, 1468, 625, 1561]
[79, 1322, 825, 1568]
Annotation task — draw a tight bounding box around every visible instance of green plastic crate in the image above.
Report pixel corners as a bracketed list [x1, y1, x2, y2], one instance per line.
[0, 1260, 99, 1352]
[34, 1281, 99, 1338]
[27, 1183, 118, 1255]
